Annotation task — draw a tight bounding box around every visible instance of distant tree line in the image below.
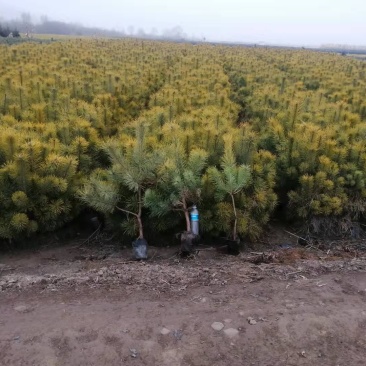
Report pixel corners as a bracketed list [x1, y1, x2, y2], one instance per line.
[2, 16, 124, 38]
[2, 13, 192, 41]
[35, 20, 124, 37]
[0, 24, 20, 38]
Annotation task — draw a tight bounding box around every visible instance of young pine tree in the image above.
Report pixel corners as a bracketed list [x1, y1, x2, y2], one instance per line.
[144, 125, 208, 252]
[208, 134, 251, 242]
[79, 121, 160, 255]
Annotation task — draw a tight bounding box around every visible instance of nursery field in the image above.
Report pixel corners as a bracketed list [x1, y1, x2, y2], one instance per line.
[0, 39, 366, 246]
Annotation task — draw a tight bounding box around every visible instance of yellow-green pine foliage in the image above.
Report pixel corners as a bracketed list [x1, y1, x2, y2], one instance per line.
[225, 48, 366, 221]
[1, 38, 365, 242]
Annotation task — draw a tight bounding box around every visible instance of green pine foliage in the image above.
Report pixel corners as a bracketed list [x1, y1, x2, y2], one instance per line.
[144, 126, 208, 232]
[208, 134, 252, 241]
[79, 121, 161, 239]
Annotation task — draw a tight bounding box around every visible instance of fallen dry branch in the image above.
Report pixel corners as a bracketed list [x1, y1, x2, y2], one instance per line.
[284, 230, 309, 244]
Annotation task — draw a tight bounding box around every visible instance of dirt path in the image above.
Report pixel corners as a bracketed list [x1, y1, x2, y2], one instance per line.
[1, 244, 366, 365]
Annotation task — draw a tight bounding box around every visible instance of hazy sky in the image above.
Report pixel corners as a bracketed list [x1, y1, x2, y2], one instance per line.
[2, 0, 365, 46]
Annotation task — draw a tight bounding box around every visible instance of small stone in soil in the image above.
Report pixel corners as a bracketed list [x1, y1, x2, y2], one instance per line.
[14, 305, 32, 313]
[211, 322, 225, 331]
[247, 317, 257, 325]
[224, 328, 239, 338]
[160, 328, 170, 335]
[130, 349, 138, 358]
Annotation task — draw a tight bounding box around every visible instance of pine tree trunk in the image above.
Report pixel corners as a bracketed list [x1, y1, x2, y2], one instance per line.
[230, 193, 238, 241]
[137, 187, 144, 239]
[137, 216, 144, 239]
[181, 197, 195, 254]
[183, 197, 191, 232]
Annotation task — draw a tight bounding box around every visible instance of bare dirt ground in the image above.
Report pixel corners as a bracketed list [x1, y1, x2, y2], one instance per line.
[2, 232, 366, 366]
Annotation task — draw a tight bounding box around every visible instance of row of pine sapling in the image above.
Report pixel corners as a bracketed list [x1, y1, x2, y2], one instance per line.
[1, 39, 365, 247]
[78, 121, 255, 258]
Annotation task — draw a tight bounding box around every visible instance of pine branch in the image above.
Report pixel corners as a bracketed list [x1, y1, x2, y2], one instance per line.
[116, 205, 138, 217]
